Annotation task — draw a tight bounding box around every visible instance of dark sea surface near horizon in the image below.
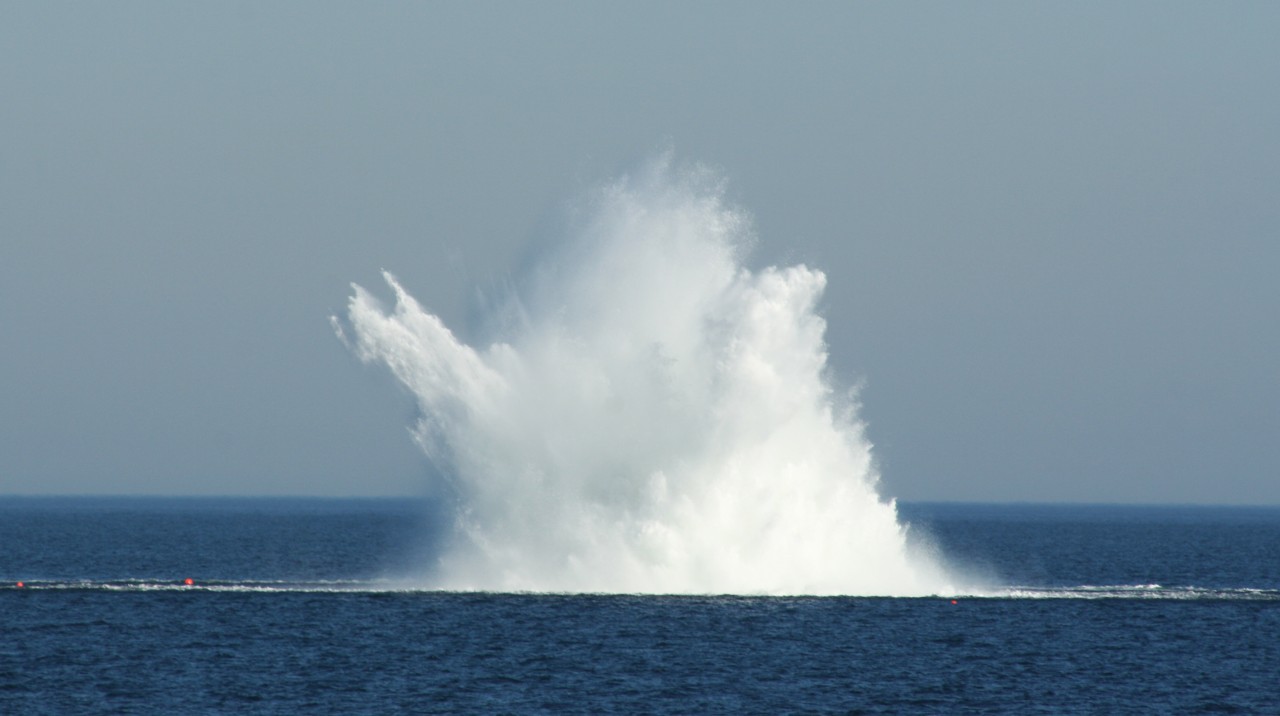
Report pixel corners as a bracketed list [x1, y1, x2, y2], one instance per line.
[2, 498, 1278, 714]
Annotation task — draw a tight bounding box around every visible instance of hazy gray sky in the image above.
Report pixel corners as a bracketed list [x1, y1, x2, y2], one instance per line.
[2, 2, 1277, 502]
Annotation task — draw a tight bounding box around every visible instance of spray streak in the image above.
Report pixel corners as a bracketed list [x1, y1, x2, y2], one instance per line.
[336, 155, 951, 595]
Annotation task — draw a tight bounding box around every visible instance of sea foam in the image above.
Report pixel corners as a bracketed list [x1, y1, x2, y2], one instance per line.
[335, 154, 951, 595]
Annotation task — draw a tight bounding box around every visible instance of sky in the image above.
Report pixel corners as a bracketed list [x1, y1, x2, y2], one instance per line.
[2, 2, 1277, 503]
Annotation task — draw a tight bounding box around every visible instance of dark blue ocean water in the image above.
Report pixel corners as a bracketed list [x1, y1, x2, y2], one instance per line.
[3, 498, 1278, 714]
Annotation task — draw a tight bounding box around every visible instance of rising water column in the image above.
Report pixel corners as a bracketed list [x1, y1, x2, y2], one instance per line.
[335, 156, 950, 596]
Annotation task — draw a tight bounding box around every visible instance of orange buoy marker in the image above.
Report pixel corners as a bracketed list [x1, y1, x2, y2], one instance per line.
[950, 599, 958, 605]
[184, 578, 194, 586]
[16, 581, 23, 588]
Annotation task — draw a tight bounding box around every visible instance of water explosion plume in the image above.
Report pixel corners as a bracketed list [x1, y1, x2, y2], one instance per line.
[336, 156, 951, 595]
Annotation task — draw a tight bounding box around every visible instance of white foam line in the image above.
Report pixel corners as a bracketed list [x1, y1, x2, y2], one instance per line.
[994, 585, 1280, 600]
[7, 581, 1279, 600]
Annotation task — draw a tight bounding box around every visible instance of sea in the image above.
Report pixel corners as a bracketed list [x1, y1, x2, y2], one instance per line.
[2, 497, 1278, 714]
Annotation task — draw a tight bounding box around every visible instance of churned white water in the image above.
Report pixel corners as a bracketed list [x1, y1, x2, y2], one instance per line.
[335, 155, 952, 595]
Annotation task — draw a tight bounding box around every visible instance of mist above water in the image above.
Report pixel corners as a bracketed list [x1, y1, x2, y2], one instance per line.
[336, 155, 952, 595]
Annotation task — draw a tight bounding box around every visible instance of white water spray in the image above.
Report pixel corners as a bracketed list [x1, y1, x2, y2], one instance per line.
[336, 155, 952, 595]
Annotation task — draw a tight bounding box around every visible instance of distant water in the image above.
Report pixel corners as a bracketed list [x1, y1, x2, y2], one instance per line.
[3, 498, 1278, 714]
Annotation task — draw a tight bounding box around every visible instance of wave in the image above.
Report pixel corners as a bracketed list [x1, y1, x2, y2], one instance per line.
[8, 579, 1277, 600]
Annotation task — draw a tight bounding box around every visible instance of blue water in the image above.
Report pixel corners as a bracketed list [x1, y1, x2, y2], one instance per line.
[3, 498, 1278, 713]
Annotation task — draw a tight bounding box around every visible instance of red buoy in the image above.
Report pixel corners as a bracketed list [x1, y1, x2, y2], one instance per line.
[950, 599, 958, 605]
[15, 581, 23, 588]
[184, 578, 194, 586]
